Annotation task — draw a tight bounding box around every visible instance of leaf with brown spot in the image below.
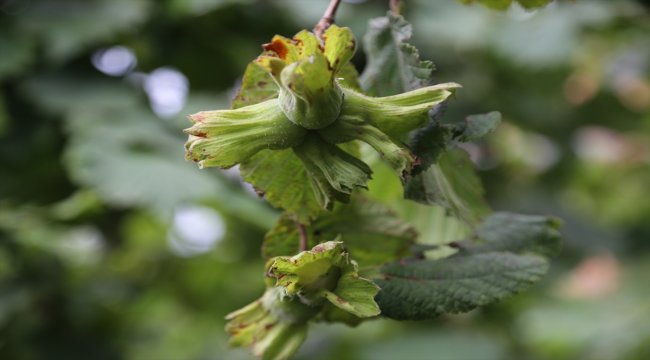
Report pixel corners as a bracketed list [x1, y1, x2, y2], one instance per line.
[231, 62, 279, 109]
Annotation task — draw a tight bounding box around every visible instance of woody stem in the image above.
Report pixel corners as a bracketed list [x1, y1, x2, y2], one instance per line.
[390, 0, 402, 14]
[296, 221, 309, 251]
[314, 0, 342, 39]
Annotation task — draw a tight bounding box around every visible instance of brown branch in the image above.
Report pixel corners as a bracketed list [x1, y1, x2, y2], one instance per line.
[296, 221, 309, 251]
[390, 0, 402, 14]
[314, 0, 343, 39]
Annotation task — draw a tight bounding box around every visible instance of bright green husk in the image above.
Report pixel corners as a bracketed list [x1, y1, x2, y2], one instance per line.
[225, 287, 316, 360]
[278, 52, 344, 130]
[340, 83, 461, 138]
[293, 134, 371, 209]
[226, 241, 380, 359]
[184, 24, 461, 212]
[320, 114, 414, 175]
[184, 99, 306, 168]
[268, 241, 380, 317]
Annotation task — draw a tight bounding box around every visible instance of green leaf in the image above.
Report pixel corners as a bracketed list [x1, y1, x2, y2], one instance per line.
[320, 270, 381, 318]
[17, 0, 151, 61]
[241, 139, 369, 221]
[403, 111, 501, 226]
[405, 148, 491, 226]
[360, 12, 434, 96]
[240, 149, 323, 223]
[262, 197, 416, 269]
[358, 10, 498, 228]
[322, 25, 356, 74]
[471, 212, 562, 257]
[231, 62, 279, 109]
[375, 212, 562, 320]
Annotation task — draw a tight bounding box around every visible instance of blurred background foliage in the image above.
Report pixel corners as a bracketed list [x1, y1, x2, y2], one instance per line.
[1, 0, 649, 359]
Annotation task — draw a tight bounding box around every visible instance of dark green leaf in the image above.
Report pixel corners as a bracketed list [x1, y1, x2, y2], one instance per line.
[375, 212, 562, 320]
[405, 147, 491, 226]
[403, 111, 501, 226]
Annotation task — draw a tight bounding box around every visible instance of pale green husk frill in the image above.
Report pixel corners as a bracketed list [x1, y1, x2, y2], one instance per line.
[184, 25, 459, 209]
[225, 241, 379, 360]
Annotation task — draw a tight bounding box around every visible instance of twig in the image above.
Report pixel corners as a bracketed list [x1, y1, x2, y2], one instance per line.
[296, 221, 309, 251]
[390, 0, 402, 14]
[314, 0, 343, 39]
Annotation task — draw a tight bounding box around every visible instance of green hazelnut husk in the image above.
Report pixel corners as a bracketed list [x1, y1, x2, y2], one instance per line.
[225, 287, 316, 360]
[319, 114, 415, 176]
[277, 52, 344, 130]
[226, 241, 380, 360]
[340, 83, 461, 138]
[292, 134, 372, 209]
[184, 99, 306, 168]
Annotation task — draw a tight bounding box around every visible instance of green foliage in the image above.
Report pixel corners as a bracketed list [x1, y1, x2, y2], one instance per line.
[206, 25, 458, 220]
[241, 149, 324, 223]
[9, 0, 650, 359]
[18, 0, 151, 61]
[404, 117, 498, 226]
[232, 62, 279, 109]
[375, 212, 561, 319]
[360, 12, 500, 228]
[204, 10, 564, 358]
